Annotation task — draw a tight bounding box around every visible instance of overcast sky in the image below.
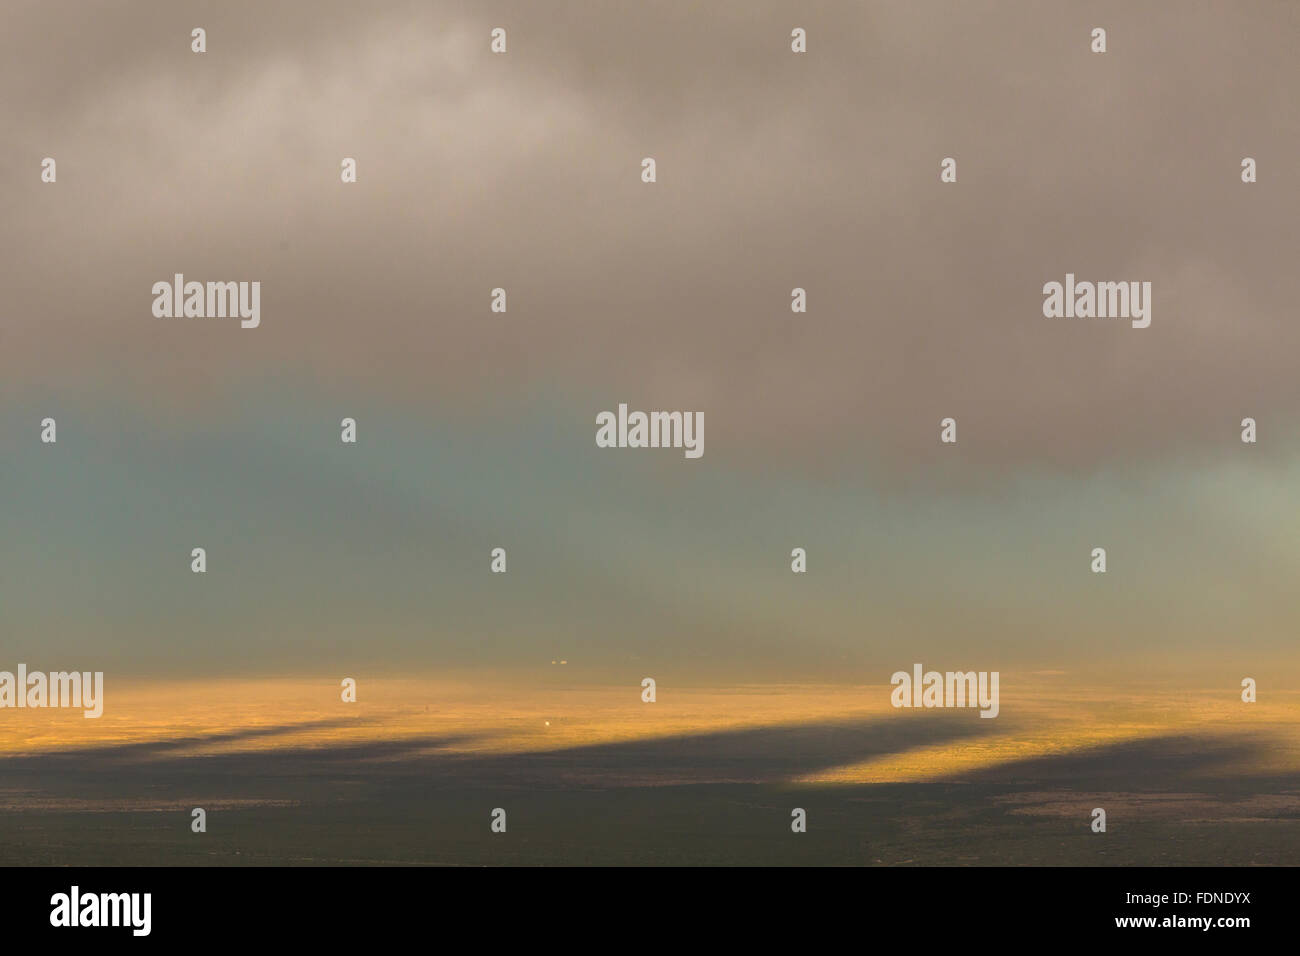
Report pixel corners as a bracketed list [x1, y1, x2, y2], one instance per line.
[2, 1, 1298, 681]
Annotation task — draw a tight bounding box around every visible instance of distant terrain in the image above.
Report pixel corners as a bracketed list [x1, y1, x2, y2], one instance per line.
[2, 679, 1298, 865]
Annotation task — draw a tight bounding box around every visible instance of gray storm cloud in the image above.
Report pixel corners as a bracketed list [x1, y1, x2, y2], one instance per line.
[2, 0, 1298, 476]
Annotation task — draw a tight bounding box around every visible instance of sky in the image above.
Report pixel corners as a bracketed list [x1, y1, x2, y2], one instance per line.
[2, 0, 1299, 684]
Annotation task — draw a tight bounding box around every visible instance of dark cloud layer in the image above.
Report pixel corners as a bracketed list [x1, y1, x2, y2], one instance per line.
[3, 1, 1299, 477]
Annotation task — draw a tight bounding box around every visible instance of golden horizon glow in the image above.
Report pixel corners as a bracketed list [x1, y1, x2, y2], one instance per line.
[4, 675, 1298, 796]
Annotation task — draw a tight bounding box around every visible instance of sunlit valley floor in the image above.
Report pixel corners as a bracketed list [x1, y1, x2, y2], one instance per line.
[2, 674, 1298, 865]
